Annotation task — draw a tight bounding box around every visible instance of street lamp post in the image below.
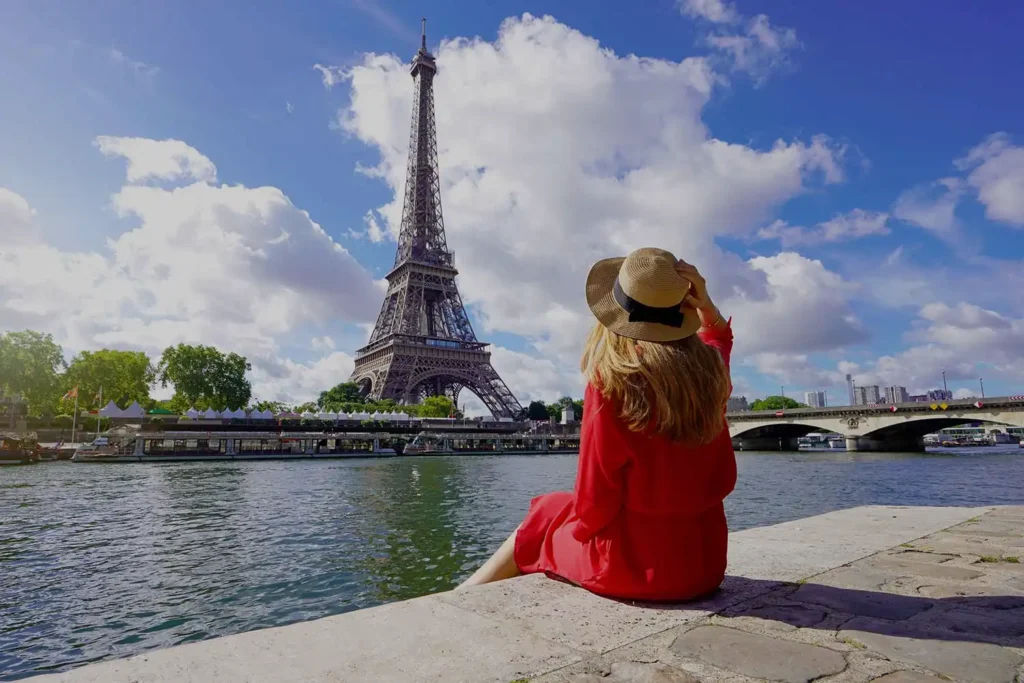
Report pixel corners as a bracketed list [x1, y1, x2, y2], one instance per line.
[942, 370, 948, 395]
[980, 378, 985, 398]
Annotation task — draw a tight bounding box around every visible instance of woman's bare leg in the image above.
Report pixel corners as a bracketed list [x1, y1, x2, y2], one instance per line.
[458, 528, 521, 588]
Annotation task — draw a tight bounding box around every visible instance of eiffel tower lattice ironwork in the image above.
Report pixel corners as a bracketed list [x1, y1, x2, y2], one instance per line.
[349, 21, 523, 419]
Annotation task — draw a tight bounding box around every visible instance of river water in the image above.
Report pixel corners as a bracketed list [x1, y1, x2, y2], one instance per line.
[2, 449, 1023, 680]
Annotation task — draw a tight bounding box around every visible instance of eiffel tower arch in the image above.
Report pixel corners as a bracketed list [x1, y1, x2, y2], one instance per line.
[350, 21, 523, 419]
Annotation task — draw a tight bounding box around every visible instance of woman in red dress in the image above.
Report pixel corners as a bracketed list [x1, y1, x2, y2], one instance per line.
[460, 247, 735, 601]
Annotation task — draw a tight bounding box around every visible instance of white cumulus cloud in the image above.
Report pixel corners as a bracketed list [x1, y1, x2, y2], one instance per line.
[0, 188, 40, 245]
[679, 1, 800, 84]
[679, 0, 739, 24]
[955, 132, 1024, 227]
[892, 178, 963, 237]
[94, 136, 218, 184]
[728, 252, 867, 355]
[758, 208, 889, 246]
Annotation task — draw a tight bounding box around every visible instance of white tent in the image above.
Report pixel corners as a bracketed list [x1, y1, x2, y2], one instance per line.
[98, 400, 124, 418]
[224, 408, 242, 419]
[393, 411, 409, 421]
[121, 401, 145, 419]
[185, 407, 200, 419]
[251, 409, 270, 420]
[318, 411, 337, 421]
[202, 408, 219, 419]
[300, 411, 316, 419]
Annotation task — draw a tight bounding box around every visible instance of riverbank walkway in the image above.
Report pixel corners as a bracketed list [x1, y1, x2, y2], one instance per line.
[32, 505, 1024, 683]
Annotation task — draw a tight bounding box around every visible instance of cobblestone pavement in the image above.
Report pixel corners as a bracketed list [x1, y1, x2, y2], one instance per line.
[537, 506, 1024, 683]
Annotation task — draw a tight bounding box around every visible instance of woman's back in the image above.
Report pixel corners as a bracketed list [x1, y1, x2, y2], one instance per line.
[461, 248, 737, 601]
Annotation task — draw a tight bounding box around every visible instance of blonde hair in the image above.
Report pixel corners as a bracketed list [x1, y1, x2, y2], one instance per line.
[580, 323, 731, 444]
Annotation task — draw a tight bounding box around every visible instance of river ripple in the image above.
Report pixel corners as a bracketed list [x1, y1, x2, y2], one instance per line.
[1, 449, 1022, 679]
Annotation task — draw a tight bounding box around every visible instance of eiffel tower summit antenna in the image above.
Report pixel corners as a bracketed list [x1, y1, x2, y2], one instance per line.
[349, 23, 523, 419]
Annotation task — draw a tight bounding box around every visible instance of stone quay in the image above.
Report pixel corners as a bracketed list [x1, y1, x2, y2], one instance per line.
[28, 505, 1024, 683]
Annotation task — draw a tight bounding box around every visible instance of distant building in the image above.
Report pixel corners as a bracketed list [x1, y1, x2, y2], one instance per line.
[560, 403, 575, 424]
[908, 394, 929, 402]
[846, 374, 855, 406]
[885, 386, 910, 404]
[804, 391, 827, 408]
[727, 396, 749, 412]
[928, 389, 953, 401]
[854, 385, 881, 405]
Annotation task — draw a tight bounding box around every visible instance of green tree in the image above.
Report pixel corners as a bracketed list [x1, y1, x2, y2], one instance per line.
[418, 396, 455, 418]
[547, 396, 583, 421]
[527, 400, 549, 420]
[0, 330, 66, 413]
[294, 401, 318, 414]
[750, 395, 805, 411]
[156, 344, 252, 411]
[318, 381, 365, 408]
[250, 400, 290, 414]
[63, 349, 155, 409]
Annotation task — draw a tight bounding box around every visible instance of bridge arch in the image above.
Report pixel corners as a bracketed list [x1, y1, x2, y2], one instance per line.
[729, 420, 840, 440]
[728, 420, 840, 451]
[860, 415, 1024, 441]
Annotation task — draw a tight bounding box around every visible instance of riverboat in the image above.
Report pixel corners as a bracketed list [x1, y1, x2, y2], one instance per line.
[403, 432, 580, 456]
[797, 433, 846, 450]
[71, 430, 406, 462]
[69, 428, 581, 462]
[0, 433, 38, 465]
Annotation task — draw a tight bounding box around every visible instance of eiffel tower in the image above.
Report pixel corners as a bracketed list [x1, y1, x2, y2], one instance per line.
[350, 21, 523, 419]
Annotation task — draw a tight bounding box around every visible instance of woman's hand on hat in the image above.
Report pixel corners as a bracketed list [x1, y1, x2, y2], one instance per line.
[676, 259, 726, 329]
[674, 260, 713, 311]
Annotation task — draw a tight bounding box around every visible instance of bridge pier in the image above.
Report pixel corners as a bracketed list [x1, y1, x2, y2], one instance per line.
[733, 436, 799, 451]
[845, 435, 925, 452]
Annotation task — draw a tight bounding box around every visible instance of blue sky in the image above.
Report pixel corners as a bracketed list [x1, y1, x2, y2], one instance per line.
[2, 0, 1023, 409]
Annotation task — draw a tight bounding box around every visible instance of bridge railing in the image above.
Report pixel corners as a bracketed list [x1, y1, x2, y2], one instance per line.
[726, 396, 1024, 421]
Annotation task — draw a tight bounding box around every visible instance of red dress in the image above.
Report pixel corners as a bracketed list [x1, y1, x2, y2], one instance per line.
[515, 322, 737, 601]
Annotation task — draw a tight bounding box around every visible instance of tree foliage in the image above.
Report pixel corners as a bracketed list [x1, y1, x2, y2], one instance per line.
[318, 382, 364, 408]
[418, 396, 456, 418]
[527, 400, 550, 421]
[294, 401, 318, 414]
[63, 350, 155, 409]
[0, 330, 66, 413]
[156, 344, 252, 411]
[250, 400, 291, 414]
[750, 395, 805, 411]
[545, 396, 584, 421]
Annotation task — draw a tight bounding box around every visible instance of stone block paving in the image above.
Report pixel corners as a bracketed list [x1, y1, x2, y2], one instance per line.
[535, 506, 1024, 683]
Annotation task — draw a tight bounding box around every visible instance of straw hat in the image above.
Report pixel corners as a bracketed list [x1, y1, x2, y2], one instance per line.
[585, 247, 701, 342]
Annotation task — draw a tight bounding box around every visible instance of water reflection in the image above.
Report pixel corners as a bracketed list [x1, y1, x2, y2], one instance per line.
[348, 458, 473, 601]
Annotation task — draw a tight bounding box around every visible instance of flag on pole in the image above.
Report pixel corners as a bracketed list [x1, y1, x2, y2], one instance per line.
[63, 386, 78, 400]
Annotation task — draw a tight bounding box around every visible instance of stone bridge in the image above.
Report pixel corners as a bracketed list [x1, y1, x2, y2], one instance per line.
[727, 396, 1024, 451]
